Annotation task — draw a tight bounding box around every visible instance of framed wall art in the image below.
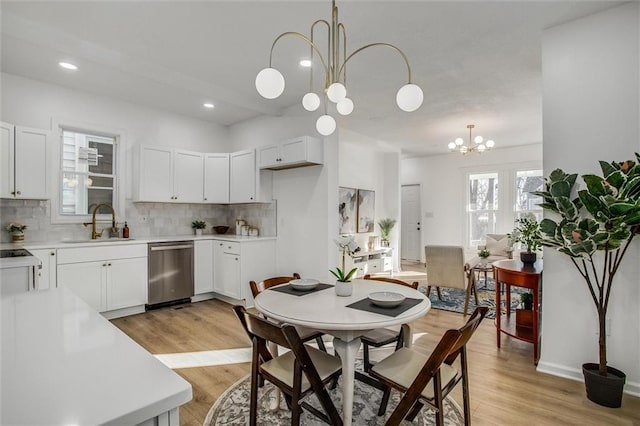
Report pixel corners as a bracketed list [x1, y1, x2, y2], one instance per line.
[357, 189, 375, 233]
[338, 186, 357, 234]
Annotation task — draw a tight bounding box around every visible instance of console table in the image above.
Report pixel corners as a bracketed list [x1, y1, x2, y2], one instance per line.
[493, 259, 543, 365]
[345, 248, 393, 277]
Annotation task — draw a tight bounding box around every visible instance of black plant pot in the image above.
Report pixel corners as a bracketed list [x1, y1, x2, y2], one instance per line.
[582, 363, 626, 408]
[520, 251, 537, 264]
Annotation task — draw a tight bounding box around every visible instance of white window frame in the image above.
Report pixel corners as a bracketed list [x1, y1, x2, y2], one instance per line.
[463, 160, 541, 249]
[50, 118, 126, 224]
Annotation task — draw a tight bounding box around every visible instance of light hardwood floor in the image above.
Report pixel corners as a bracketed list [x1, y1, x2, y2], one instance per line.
[112, 298, 640, 426]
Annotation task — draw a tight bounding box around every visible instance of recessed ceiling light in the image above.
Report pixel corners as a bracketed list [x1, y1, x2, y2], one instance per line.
[299, 59, 312, 67]
[203, 103, 215, 109]
[58, 62, 78, 71]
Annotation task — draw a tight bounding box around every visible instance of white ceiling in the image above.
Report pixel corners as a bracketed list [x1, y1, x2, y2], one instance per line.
[0, 1, 621, 156]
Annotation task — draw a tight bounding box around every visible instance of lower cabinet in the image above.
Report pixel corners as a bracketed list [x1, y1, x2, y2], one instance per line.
[57, 245, 148, 316]
[194, 240, 214, 294]
[28, 248, 57, 291]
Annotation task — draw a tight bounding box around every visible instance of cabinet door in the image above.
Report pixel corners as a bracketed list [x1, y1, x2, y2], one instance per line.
[229, 150, 256, 203]
[139, 146, 174, 201]
[29, 249, 57, 291]
[222, 252, 241, 299]
[194, 240, 214, 294]
[15, 126, 49, 199]
[58, 261, 106, 312]
[280, 138, 307, 164]
[107, 257, 148, 311]
[213, 241, 226, 294]
[257, 144, 279, 169]
[204, 153, 229, 203]
[0, 122, 14, 198]
[174, 149, 204, 203]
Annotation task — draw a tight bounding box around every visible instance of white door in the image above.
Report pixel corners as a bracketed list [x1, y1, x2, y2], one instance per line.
[194, 240, 214, 294]
[401, 184, 421, 262]
[15, 126, 49, 199]
[212, 241, 226, 294]
[222, 252, 241, 299]
[257, 144, 279, 168]
[229, 150, 256, 203]
[204, 153, 230, 203]
[139, 146, 174, 202]
[174, 149, 204, 203]
[29, 249, 56, 291]
[106, 257, 148, 311]
[280, 138, 306, 164]
[58, 261, 105, 312]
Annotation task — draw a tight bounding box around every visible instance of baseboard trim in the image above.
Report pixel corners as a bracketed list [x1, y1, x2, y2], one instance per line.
[537, 361, 640, 397]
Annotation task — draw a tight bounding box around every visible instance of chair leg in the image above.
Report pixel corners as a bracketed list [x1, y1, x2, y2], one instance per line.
[363, 342, 372, 372]
[463, 282, 472, 316]
[406, 401, 424, 422]
[249, 371, 259, 426]
[291, 384, 301, 426]
[378, 386, 392, 416]
[426, 286, 432, 297]
[316, 336, 327, 352]
[436, 286, 443, 300]
[461, 350, 472, 425]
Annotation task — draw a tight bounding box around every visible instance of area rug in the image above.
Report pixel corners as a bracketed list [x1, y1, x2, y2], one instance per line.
[204, 371, 463, 425]
[427, 279, 524, 319]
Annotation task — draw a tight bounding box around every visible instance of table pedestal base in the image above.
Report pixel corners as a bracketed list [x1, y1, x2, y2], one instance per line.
[333, 337, 361, 426]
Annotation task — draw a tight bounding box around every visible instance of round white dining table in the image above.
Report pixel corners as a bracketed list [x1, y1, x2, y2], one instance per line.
[253, 278, 430, 426]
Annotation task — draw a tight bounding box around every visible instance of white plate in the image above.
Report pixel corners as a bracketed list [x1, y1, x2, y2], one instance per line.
[290, 278, 320, 291]
[368, 291, 406, 308]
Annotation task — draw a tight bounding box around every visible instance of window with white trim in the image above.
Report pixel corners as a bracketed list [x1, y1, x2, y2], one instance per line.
[60, 129, 118, 216]
[468, 172, 499, 248]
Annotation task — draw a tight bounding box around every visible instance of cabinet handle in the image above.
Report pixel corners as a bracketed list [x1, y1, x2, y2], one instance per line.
[235, 257, 238, 261]
[204, 197, 207, 201]
[10, 191, 15, 195]
[219, 243, 223, 246]
[103, 263, 107, 267]
[250, 197, 253, 200]
[16, 191, 21, 195]
[50, 252, 55, 256]
[108, 263, 112, 266]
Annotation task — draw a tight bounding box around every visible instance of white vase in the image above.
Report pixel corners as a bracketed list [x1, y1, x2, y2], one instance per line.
[194, 229, 203, 236]
[335, 281, 352, 297]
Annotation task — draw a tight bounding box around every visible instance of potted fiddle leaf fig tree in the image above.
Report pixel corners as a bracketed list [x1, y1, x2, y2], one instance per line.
[532, 153, 640, 408]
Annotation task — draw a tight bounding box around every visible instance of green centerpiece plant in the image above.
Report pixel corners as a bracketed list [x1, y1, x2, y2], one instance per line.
[532, 153, 640, 407]
[377, 218, 396, 247]
[509, 216, 542, 264]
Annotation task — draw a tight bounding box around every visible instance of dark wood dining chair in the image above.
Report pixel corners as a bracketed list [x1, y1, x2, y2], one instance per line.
[233, 305, 343, 426]
[371, 306, 489, 426]
[360, 274, 419, 372]
[249, 273, 327, 352]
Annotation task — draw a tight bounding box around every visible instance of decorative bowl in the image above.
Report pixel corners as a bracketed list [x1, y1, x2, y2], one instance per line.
[212, 226, 230, 234]
[368, 291, 405, 308]
[290, 278, 320, 291]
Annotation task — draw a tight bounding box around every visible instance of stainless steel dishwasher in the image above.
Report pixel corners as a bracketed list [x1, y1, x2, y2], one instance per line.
[147, 241, 194, 308]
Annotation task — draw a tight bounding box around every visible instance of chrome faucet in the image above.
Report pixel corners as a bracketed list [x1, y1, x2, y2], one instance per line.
[83, 203, 117, 239]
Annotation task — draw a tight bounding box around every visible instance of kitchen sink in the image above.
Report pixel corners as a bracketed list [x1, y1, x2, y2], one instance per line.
[62, 238, 136, 243]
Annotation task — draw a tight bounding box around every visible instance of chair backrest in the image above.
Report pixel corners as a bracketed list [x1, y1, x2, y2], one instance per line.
[363, 274, 419, 290]
[424, 245, 466, 289]
[249, 272, 301, 298]
[385, 328, 463, 425]
[445, 306, 488, 365]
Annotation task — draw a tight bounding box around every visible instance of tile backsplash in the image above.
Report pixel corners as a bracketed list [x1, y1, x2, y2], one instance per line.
[0, 199, 277, 243]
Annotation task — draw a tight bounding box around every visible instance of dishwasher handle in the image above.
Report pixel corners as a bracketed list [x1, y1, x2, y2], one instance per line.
[150, 244, 193, 251]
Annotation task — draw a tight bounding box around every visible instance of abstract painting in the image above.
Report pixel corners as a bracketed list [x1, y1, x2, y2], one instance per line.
[357, 189, 375, 233]
[338, 187, 357, 234]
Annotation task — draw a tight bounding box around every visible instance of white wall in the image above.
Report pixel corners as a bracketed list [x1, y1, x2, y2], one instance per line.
[539, 3, 640, 396]
[400, 144, 542, 261]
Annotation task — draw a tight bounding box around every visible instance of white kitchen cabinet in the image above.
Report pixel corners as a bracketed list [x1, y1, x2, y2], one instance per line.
[57, 244, 148, 317]
[212, 239, 276, 305]
[194, 240, 214, 294]
[229, 150, 256, 203]
[204, 153, 230, 203]
[258, 136, 323, 170]
[135, 146, 204, 203]
[1, 122, 50, 199]
[28, 249, 57, 291]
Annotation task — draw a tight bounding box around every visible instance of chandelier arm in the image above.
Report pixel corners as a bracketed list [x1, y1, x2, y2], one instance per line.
[338, 42, 413, 84]
[309, 20, 331, 91]
[268, 31, 330, 86]
[338, 23, 347, 85]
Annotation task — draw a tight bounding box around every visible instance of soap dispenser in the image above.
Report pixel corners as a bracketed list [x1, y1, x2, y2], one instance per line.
[123, 222, 130, 239]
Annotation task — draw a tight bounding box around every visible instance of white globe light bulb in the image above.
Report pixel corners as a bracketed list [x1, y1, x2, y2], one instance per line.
[326, 82, 347, 103]
[486, 140, 495, 148]
[396, 83, 423, 112]
[455, 137, 464, 146]
[477, 144, 486, 152]
[316, 115, 336, 136]
[336, 98, 354, 115]
[255, 67, 285, 99]
[474, 135, 484, 144]
[448, 142, 456, 150]
[302, 92, 320, 111]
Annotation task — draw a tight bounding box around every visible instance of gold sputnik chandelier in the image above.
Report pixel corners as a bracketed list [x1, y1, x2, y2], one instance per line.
[448, 124, 495, 154]
[255, 0, 424, 136]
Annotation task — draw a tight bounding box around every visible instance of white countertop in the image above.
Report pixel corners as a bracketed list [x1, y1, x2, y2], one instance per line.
[1, 233, 276, 250]
[1, 287, 192, 425]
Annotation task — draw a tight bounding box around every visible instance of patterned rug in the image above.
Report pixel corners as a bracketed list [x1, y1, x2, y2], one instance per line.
[204, 369, 463, 425]
[426, 278, 524, 319]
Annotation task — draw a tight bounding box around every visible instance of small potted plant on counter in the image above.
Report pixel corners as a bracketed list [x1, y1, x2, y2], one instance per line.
[191, 220, 207, 236]
[510, 216, 542, 264]
[6, 223, 27, 242]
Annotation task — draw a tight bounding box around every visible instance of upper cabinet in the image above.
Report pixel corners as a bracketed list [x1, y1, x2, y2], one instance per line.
[135, 145, 205, 203]
[258, 136, 323, 170]
[1, 122, 50, 199]
[230, 150, 256, 203]
[204, 153, 230, 203]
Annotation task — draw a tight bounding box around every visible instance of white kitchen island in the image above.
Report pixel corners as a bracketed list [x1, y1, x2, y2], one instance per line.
[1, 287, 192, 425]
